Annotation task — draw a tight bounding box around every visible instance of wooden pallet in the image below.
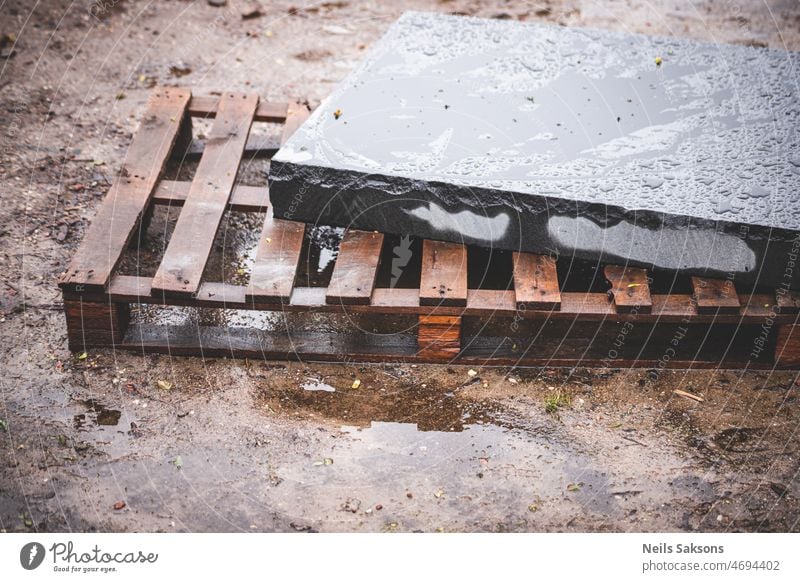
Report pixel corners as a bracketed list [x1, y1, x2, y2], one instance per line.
[58, 88, 800, 369]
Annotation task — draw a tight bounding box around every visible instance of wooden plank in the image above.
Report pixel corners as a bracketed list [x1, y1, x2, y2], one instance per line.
[153, 180, 269, 212]
[151, 92, 259, 297]
[691, 276, 740, 314]
[560, 292, 616, 315]
[604, 265, 652, 314]
[246, 207, 306, 303]
[651, 294, 697, 317]
[512, 252, 560, 310]
[419, 240, 467, 307]
[244, 104, 311, 303]
[76, 274, 800, 325]
[326, 230, 384, 305]
[281, 103, 310, 144]
[114, 320, 783, 369]
[188, 96, 288, 123]
[467, 290, 516, 314]
[180, 135, 279, 159]
[371, 288, 419, 309]
[58, 88, 192, 291]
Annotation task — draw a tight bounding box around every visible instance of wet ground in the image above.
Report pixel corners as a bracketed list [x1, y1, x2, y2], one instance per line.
[1, 0, 800, 532]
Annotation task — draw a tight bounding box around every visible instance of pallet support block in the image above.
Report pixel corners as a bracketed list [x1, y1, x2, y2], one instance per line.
[65, 299, 130, 351]
[417, 315, 462, 360]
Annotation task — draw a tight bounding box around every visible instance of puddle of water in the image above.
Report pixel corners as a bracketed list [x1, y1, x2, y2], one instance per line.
[257, 375, 510, 432]
[73, 399, 122, 430]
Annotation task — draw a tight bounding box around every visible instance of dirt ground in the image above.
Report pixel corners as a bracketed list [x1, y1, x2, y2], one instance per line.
[1, 0, 800, 533]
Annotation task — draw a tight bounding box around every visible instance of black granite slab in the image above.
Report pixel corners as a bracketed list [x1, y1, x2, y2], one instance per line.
[269, 11, 800, 290]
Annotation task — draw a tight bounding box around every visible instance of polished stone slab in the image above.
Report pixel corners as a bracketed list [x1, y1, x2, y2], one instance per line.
[269, 11, 800, 289]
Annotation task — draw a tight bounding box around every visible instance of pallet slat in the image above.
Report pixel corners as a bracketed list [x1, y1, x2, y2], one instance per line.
[151, 92, 259, 297]
[419, 240, 468, 307]
[691, 276, 740, 314]
[326, 230, 384, 305]
[604, 265, 652, 314]
[58, 88, 192, 291]
[513, 252, 560, 310]
[245, 105, 311, 303]
[188, 96, 288, 122]
[153, 180, 269, 212]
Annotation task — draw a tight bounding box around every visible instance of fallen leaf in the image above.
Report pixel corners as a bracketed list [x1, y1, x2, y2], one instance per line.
[655, 56, 663, 66]
[528, 503, 538, 512]
[173, 455, 183, 468]
[567, 482, 583, 492]
[434, 489, 444, 498]
[324, 457, 334, 465]
[0, 419, 7, 431]
[609, 421, 623, 429]
[113, 501, 126, 510]
[157, 380, 172, 391]
[77, 352, 88, 360]
[467, 369, 478, 378]
[351, 379, 361, 389]
[627, 283, 640, 288]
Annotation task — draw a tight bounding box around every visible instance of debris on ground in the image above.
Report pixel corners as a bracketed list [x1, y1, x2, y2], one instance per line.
[673, 389, 704, 403]
[241, 2, 264, 19]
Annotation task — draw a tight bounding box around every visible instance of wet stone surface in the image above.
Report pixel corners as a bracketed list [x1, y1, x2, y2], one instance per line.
[270, 11, 800, 288]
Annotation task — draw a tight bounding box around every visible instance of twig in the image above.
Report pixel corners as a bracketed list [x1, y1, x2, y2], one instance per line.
[674, 389, 704, 403]
[621, 435, 647, 447]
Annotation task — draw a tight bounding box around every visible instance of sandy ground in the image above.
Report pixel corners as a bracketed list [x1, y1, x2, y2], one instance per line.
[1, 0, 799, 533]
